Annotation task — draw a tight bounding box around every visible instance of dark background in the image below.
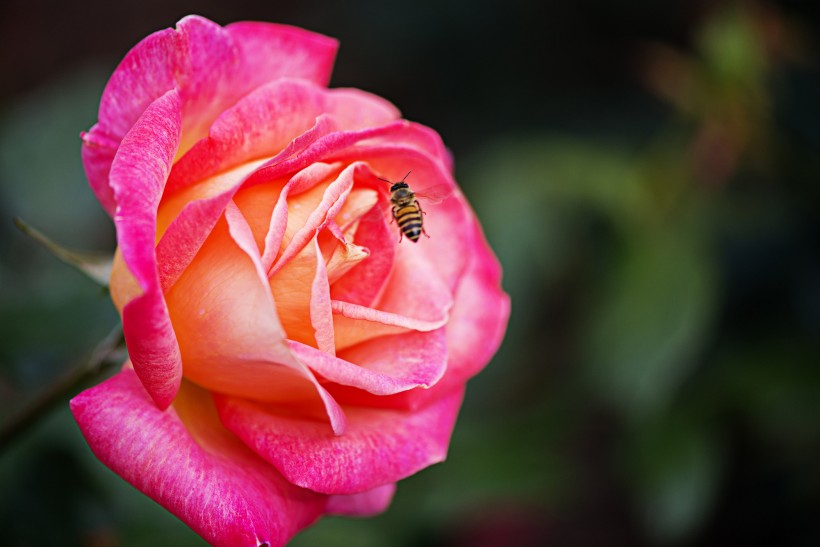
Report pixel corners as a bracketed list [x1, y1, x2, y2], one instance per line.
[1, 0, 820, 545]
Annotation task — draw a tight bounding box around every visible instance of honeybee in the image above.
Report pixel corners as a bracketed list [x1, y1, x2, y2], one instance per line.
[377, 171, 451, 243]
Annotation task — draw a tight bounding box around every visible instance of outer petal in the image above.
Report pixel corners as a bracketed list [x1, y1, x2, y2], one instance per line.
[70, 368, 327, 547]
[225, 20, 337, 87]
[156, 160, 267, 291]
[327, 483, 397, 517]
[328, 208, 510, 411]
[83, 15, 338, 215]
[357, 224, 509, 408]
[215, 387, 464, 495]
[167, 79, 398, 195]
[435, 218, 510, 392]
[111, 89, 183, 409]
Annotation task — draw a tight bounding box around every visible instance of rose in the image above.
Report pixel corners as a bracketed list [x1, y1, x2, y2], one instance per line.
[69, 15, 509, 547]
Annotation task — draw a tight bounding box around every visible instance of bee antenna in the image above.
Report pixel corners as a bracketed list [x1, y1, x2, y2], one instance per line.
[376, 176, 392, 184]
[401, 171, 412, 182]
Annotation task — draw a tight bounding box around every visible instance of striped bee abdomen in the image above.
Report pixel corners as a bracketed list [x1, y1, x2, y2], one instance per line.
[394, 203, 423, 242]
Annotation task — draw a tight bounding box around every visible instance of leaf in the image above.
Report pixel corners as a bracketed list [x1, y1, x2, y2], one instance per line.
[581, 224, 716, 418]
[628, 412, 722, 544]
[13, 217, 112, 287]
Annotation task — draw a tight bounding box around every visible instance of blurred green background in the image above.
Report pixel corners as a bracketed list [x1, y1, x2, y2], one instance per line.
[2, 0, 819, 545]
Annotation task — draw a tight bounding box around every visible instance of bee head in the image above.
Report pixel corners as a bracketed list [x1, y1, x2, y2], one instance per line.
[377, 171, 412, 193]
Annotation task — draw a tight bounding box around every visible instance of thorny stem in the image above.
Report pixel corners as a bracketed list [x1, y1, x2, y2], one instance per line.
[0, 325, 125, 452]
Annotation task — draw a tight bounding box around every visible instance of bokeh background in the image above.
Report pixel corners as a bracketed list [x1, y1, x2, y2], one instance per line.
[2, 0, 819, 545]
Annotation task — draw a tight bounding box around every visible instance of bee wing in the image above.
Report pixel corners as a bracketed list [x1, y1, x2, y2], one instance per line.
[414, 184, 454, 205]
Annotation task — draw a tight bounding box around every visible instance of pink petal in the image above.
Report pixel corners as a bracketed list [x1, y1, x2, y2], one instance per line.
[309, 238, 336, 354]
[165, 213, 346, 435]
[71, 368, 327, 547]
[159, 121, 446, 310]
[83, 15, 338, 216]
[215, 387, 465, 495]
[157, 119, 339, 298]
[354, 120, 452, 170]
[331, 211, 509, 411]
[330, 203, 395, 307]
[327, 483, 397, 517]
[168, 79, 398, 195]
[224, 203, 348, 435]
[158, 190, 238, 292]
[110, 89, 183, 409]
[331, 239, 453, 349]
[225, 20, 338, 87]
[268, 163, 358, 276]
[81, 129, 124, 216]
[259, 162, 340, 272]
[330, 300, 447, 349]
[266, 231, 327, 350]
[241, 121, 411, 189]
[437, 219, 510, 388]
[322, 141, 470, 292]
[288, 326, 446, 395]
[389, 214, 509, 410]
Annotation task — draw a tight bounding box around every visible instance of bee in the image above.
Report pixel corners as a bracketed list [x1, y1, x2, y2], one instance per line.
[377, 171, 452, 243]
[378, 171, 426, 243]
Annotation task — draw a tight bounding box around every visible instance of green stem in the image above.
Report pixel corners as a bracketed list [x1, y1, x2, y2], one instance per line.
[0, 325, 125, 452]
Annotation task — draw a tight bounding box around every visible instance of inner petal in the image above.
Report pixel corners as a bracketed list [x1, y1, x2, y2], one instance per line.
[164, 215, 309, 402]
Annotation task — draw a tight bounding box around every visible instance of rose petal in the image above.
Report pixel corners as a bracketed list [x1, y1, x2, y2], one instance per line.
[288, 326, 446, 395]
[165, 212, 346, 435]
[329, 300, 445, 350]
[268, 162, 359, 276]
[70, 368, 327, 547]
[107, 89, 183, 409]
[387, 214, 509, 409]
[322, 228, 370, 285]
[354, 121, 452, 170]
[267, 235, 331, 351]
[83, 16, 338, 215]
[224, 203, 348, 435]
[215, 387, 464, 495]
[330, 202, 395, 307]
[326, 483, 397, 517]
[259, 162, 340, 272]
[309, 238, 336, 354]
[225, 20, 338, 87]
[168, 79, 398, 195]
[241, 121, 410, 189]
[322, 140, 471, 292]
[157, 119, 343, 301]
[331, 240, 453, 349]
[330, 211, 509, 411]
[156, 160, 269, 291]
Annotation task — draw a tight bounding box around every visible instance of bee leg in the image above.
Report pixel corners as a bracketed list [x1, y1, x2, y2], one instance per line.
[417, 202, 427, 216]
[397, 231, 404, 243]
[422, 226, 430, 239]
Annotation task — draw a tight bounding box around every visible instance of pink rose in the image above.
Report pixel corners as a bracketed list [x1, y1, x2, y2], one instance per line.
[70, 15, 509, 547]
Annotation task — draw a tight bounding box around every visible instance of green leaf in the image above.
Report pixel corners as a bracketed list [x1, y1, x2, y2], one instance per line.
[582, 225, 716, 418]
[13, 217, 112, 288]
[627, 410, 722, 544]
